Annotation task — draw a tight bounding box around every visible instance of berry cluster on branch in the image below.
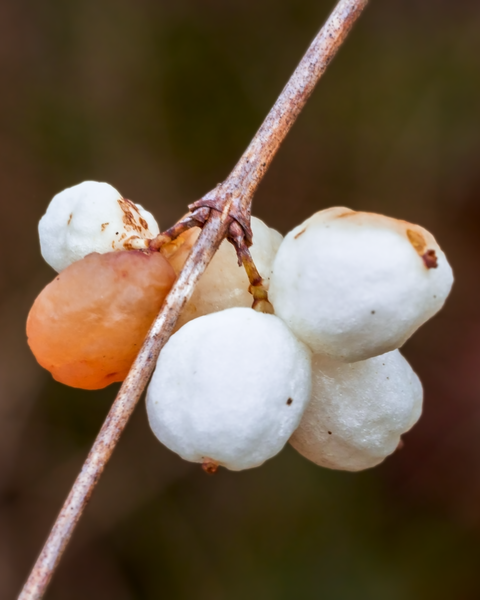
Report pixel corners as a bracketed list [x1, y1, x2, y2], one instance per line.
[28, 180, 453, 473]
[19, 2, 438, 597]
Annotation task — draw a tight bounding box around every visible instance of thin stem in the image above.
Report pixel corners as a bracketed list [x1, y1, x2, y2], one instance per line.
[18, 1, 369, 598]
[228, 220, 274, 314]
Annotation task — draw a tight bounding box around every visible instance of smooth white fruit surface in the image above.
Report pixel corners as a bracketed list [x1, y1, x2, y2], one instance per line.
[290, 350, 423, 471]
[169, 217, 282, 329]
[146, 307, 312, 471]
[39, 181, 159, 272]
[269, 207, 453, 362]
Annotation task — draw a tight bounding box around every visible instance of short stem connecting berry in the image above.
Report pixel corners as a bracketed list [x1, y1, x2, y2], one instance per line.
[154, 208, 273, 313]
[228, 220, 274, 314]
[149, 207, 211, 251]
[19, 1, 369, 598]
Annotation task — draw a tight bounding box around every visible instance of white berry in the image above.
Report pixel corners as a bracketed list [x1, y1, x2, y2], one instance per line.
[269, 207, 453, 362]
[146, 307, 312, 471]
[290, 350, 423, 471]
[39, 181, 160, 272]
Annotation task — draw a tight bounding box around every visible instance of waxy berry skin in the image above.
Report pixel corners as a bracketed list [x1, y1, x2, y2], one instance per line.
[269, 207, 454, 362]
[290, 349, 423, 471]
[27, 250, 175, 390]
[146, 307, 312, 471]
[39, 181, 159, 272]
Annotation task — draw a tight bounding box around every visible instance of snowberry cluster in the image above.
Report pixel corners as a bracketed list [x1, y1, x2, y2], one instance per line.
[28, 181, 453, 473]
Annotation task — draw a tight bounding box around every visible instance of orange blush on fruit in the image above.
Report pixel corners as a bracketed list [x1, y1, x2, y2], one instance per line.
[27, 250, 175, 390]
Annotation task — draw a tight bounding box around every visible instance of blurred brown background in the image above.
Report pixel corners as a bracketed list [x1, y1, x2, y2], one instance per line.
[1, 0, 480, 598]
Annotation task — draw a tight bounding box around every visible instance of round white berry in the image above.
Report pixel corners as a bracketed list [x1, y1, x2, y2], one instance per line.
[269, 207, 453, 362]
[166, 216, 282, 329]
[290, 350, 423, 471]
[146, 307, 312, 471]
[39, 181, 160, 272]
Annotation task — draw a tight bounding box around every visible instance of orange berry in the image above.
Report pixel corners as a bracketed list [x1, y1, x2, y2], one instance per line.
[27, 250, 175, 390]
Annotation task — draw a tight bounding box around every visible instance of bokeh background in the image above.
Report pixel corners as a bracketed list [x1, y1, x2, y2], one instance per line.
[1, 0, 480, 597]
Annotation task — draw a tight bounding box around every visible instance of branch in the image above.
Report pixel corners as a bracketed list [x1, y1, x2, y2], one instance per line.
[18, 1, 369, 598]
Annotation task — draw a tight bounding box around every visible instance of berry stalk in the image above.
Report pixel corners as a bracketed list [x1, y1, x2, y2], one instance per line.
[228, 220, 274, 314]
[19, 1, 369, 598]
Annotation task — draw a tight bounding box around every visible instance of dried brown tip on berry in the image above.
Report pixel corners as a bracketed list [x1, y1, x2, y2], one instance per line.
[406, 228, 438, 269]
[202, 460, 219, 475]
[422, 249, 438, 269]
[396, 438, 404, 451]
